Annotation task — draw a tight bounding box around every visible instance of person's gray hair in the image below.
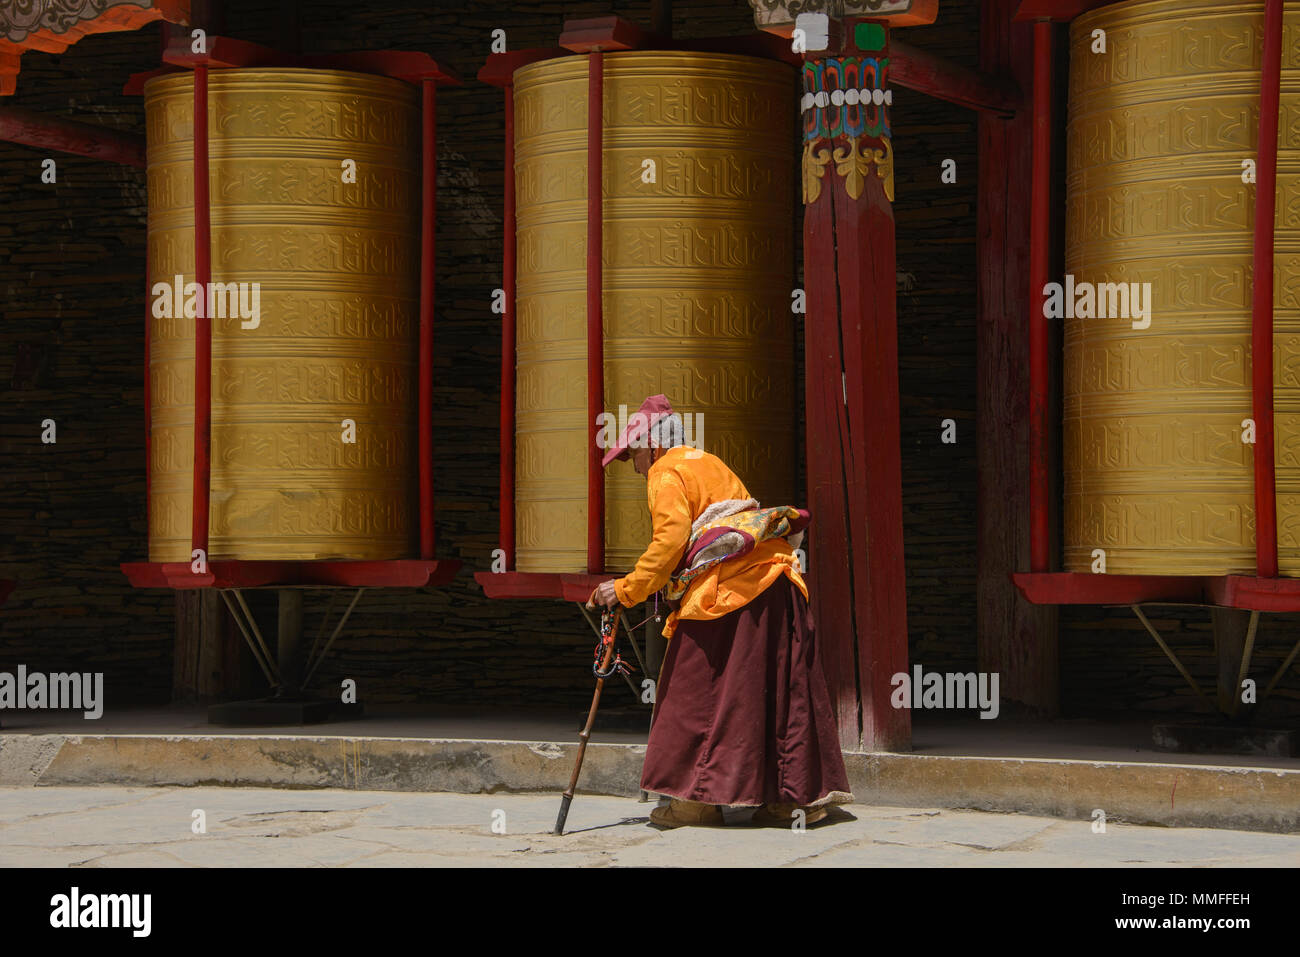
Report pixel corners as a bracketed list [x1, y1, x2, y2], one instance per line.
[649, 412, 686, 450]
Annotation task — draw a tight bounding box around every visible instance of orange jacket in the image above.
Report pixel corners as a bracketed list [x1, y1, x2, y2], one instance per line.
[613, 445, 808, 639]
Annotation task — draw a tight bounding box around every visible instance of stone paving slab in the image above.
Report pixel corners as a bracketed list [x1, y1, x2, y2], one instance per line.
[7, 731, 1300, 832]
[0, 786, 1298, 868]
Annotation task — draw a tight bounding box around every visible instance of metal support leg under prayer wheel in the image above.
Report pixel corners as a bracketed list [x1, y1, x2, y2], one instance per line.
[208, 588, 363, 727]
[1148, 607, 1298, 757]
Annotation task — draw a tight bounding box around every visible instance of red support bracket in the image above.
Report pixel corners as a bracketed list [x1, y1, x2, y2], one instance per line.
[123, 560, 461, 590]
[560, 16, 664, 52]
[1014, 572, 1300, 614]
[477, 49, 569, 88]
[1013, 572, 1209, 606]
[474, 571, 619, 602]
[301, 51, 459, 85]
[0, 105, 146, 166]
[162, 34, 279, 69]
[675, 33, 801, 66]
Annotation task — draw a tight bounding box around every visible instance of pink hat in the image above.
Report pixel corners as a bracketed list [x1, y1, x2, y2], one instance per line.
[600, 394, 674, 468]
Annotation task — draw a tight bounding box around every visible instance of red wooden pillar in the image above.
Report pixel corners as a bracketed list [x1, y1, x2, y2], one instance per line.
[191, 61, 212, 563]
[585, 51, 606, 575]
[1027, 20, 1052, 574]
[478, 48, 564, 571]
[1252, 0, 1283, 579]
[801, 20, 909, 752]
[418, 78, 437, 560]
[145, 240, 152, 534]
[976, 1, 1058, 713]
[499, 82, 517, 569]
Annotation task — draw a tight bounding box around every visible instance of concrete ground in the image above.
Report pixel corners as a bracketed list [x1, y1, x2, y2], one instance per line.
[2, 785, 1299, 867]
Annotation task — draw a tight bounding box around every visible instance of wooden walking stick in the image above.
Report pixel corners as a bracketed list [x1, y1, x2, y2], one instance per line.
[554, 601, 627, 835]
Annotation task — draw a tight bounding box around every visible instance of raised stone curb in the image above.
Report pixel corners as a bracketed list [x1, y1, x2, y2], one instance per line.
[2, 733, 1298, 833]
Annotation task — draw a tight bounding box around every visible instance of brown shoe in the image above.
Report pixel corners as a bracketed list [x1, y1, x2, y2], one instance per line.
[750, 802, 829, 827]
[649, 799, 726, 828]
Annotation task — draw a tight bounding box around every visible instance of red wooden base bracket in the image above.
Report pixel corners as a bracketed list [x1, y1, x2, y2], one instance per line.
[474, 571, 621, 603]
[1013, 572, 1300, 612]
[121, 560, 461, 590]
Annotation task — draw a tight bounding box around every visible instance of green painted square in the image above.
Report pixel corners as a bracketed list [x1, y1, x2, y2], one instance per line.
[855, 22, 886, 52]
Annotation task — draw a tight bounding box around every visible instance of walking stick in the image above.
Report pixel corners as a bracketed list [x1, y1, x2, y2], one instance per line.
[554, 602, 626, 835]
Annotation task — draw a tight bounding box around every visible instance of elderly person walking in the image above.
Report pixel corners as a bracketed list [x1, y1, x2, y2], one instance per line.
[588, 394, 852, 828]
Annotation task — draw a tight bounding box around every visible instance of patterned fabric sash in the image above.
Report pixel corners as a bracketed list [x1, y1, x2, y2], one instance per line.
[665, 498, 811, 602]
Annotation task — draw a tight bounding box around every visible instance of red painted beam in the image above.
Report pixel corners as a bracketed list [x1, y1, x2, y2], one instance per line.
[1252, 0, 1283, 579]
[419, 79, 437, 560]
[190, 63, 212, 566]
[0, 105, 145, 167]
[585, 51, 605, 575]
[499, 84, 517, 569]
[1027, 20, 1052, 573]
[891, 40, 1020, 117]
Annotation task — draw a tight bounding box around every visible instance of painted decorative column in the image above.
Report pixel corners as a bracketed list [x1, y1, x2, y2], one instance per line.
[752, 1, 934, 751]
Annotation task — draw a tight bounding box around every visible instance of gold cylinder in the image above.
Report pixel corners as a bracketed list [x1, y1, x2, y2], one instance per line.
[1064, 0, 1300, 575]
[513, 52, 797, 573]
[144, 69, 420, 562]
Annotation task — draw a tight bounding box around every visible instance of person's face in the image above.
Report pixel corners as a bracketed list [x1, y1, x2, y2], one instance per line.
[631, 446, 658, 476]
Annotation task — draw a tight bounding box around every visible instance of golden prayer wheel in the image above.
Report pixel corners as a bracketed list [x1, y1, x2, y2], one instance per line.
[512, 52, 797, 573]
[144, 69, 421, 562]
[1064, 0, 1300, 575]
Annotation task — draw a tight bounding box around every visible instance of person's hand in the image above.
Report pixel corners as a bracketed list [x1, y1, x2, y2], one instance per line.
[586, 579, 620, 610]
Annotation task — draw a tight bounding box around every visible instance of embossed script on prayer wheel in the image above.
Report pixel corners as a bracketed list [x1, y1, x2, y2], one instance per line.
[513, 52, 797, 573]
[144, 70, 420, 562]
[1064, 0, 1300, 575]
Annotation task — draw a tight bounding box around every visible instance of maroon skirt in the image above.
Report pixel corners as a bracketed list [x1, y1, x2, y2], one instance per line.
[640, 576, 852, 807]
